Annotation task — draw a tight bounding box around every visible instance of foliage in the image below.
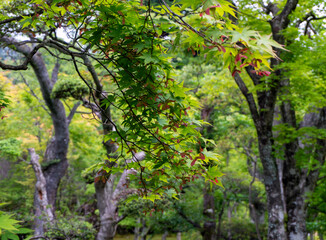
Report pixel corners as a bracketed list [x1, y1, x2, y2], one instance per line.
[0, 138, 21, 160]
[219, 217, 267, 240]
[51, 75, 89, 100]
[44, 214, 96, 240]
[0, 88, 9, 108]
[0, 206, 33, 240]
[2, 0, 325, 239]
[0, 75, 10, 120]
[0, 0, 283, 201]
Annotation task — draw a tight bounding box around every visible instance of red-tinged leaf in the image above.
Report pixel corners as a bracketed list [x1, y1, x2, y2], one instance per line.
[199, 12, 203, 17]
[240, 63, 247, 68]
[200, 153, 205, 160]
[177, 139, 180, 143]
[215, 178, 219, 183]
[191, 48, 196, 56]
[140, 0, 143, 6]
[206, 5, 221, 15]
[117, 11, 125, 24]
[179, 185, 183, 191]
[235, 54, 241, 63]
[232, 69, 241, 77]
[191, 159, 197, 166]
[263, 71, 271, 76]
[162, 104, 169, 111]
[76, 0, 82, 6]
[220, 45, 226, 52]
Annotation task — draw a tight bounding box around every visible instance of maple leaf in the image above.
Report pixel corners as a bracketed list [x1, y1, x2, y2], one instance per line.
[255, 33, 288, 58]
[229, 28, 258, 44]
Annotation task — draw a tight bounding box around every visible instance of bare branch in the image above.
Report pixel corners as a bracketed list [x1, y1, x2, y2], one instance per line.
[67, 102, 81, 125]
[233, 73, 260, 128]
[51, 60, 60, 85]
[20, 73, 51, 115]
[0, 38, 48, 70]
[82, 56, 103, 98]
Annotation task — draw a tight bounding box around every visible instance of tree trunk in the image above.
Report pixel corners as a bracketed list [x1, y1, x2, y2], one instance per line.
[318, 232, 324, 240]
[202, 183, 216, 240]
[140, 218, 149, 240]
[95, 175, 118, 240]
[29, 148, 54, 237]
[1, 37, 76, 236]
[95, 155, 144, 240]
[216, 192, 226, 239]
[227, 205, 232, 240]
[82, 56, 147, 240]
[134, 218, 141, 240]
[161, 231, 168, 240]
[30, 54, 70, 234]
[257, 132, 287, 240]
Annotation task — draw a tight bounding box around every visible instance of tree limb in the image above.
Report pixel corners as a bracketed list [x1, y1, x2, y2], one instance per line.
[51, 60, 60, 85]
[67, 102, 81, 125]
[0, 38, 48, 70]
[233, 73, 260, 128]
[20, 73, 51, 115]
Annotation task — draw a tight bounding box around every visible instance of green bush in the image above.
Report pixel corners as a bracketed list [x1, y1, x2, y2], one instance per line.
[219, 218, 267, 240]
[51, 77, 89, 100]
[45, 215, 96, 240]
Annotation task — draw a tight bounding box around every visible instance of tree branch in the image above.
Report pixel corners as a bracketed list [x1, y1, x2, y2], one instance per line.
[278, 0, 299, 24]
[67, 102, 81, 125]
[20, 73, 51, 115]
[82, 56, 103, 98]
[0, 38, 48, 70]
[233, 73, 260, 128]
[51, 60, 60, 85]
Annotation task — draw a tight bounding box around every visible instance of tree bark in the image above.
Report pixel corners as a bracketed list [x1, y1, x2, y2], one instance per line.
[176, 232, 182, 240]
[29, 148, 54, 236]
[0, 37, 79, 236]
[161, 231, 168, 240]
[95, 153, 145, 240]
[202, 183, 216, 240]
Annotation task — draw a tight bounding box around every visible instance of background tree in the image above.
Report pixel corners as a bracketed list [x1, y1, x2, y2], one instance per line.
[0, 0, 308, 240]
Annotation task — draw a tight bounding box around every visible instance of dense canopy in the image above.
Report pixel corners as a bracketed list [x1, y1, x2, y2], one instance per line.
[0, 0, 325, 240]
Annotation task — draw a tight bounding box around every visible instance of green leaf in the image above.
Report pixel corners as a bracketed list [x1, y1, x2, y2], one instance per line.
[0, 214, 20, 232]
